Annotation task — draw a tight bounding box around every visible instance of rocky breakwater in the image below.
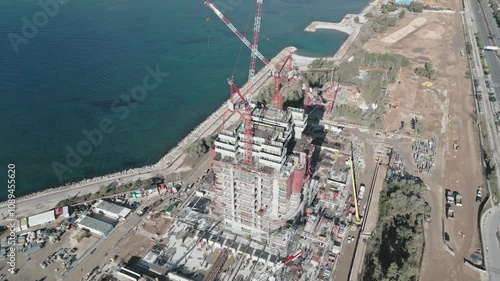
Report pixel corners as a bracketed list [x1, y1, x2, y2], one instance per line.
[0, 46, 298, 211]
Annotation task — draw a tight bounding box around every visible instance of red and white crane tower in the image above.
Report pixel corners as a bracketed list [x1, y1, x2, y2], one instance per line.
[205, 0, 270, 165]
[205, 1, 297, 163]
[271, 52, 294, 110]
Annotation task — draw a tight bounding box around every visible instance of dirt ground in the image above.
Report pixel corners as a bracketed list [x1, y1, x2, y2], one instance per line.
[361, 3, 483, 281]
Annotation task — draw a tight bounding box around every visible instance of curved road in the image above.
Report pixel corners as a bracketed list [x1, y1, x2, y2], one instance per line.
[481, 207, 500, 281]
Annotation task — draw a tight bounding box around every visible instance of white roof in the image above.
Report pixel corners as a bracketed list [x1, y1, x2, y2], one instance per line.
[94, 200, 131, 218]
[28, 210, 55, 227]
[77, 216, 113, 236]
[62, 206, 70, 218]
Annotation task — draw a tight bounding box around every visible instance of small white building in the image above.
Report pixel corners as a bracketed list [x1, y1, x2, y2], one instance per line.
[76, 216, 113, 237]
[115, 266, 142, 281]
[167, 273, 192, 281]
[93, 200, 131, 220]
[28, 210, 55, 227]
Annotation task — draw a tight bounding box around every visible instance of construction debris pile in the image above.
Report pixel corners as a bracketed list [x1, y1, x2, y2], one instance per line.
[412, 139, 436, 175]
[386, 151, 406, 182]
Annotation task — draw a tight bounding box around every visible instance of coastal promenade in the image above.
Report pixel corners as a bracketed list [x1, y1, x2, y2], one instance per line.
[0, 47, 297, 221]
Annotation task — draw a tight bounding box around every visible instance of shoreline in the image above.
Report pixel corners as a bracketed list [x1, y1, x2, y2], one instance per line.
[0, 47, 296, 219]
[0, 0, 387, 219]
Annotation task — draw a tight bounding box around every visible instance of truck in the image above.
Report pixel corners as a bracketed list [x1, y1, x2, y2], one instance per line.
[484, 46, 499, 51]
[358, 184, 366, 200]
[446, 190, 455, 204]
[455, 193, 463, 206]
[446, 205, 454, 219]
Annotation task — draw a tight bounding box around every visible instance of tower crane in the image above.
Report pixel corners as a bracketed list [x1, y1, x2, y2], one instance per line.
[204, 1, 269, 66]
[249, 0, 264, 85]
[205, 1, 297, 109]
[228, 78, 253, 165]
[271, 52, 294, 110]
[348, 155, 362, 225]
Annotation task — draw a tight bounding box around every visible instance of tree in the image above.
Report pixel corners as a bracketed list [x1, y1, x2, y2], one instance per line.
[415, 62, 436, 79]
[489, 95, 497, 102]
[362, 180, 429, 281]
[407, 2, 424, 13]
[188, 139, 209, 159]
[399, 9, 406, 19]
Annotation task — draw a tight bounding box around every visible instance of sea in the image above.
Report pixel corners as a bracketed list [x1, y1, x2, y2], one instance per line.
[0, 0, 368, 201]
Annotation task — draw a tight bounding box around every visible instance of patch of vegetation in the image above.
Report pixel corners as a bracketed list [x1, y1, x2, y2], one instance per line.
[256, 81, 304, 109]
[489, 95, 497, 102]
[407, 2, 424, 13]
[358, 50, 410, 82]
[399, 9, 406, 19]
[333, 104, 363, 121]
[188, 136, 215, 159]
[465, 42, 473, 55]
[381, 3, 398, 13]
[372, 15, 398, 33]
[309, 58, 336, 69]
[414, 62, 436, 79]
[365, 105, 386, 129]
[361, 71, 386, 104]
[363, 179, 430, 281]
[55, 178, 156, 207]
[495, 10, 500, 28]
[475, 32, 490, 75]
[491, 0, 499, 12]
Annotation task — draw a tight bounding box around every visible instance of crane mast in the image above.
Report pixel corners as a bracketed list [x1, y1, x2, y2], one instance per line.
[248, 0, 264, 86]
[204, 1, 269, 65]
[228, 79, 253, 165]
[271, 52, 294, 110]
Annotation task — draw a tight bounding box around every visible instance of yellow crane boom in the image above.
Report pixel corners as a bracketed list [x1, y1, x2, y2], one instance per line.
[348, 156, 362, 225]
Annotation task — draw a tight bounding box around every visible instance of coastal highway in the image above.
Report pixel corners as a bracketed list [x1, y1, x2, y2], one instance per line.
[471, 0, 500, 97]
[464, 4, 500, 280]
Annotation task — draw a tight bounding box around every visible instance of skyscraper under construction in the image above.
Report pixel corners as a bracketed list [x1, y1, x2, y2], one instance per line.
[210, 106, 313, 241]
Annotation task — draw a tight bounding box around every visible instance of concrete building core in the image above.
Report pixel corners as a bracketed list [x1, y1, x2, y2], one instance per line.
[211, 107, 313, 241]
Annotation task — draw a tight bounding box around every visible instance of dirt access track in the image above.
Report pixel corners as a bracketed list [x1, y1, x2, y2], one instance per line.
[362, 3, 483, 281]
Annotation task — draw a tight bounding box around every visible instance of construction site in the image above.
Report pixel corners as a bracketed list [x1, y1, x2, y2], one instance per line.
[110, 0, 483, 280]
[0, 0, 488, 280]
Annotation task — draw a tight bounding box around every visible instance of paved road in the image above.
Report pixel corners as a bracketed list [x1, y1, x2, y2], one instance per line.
[481, 207, 500, 281]
[471, 0, 500, 97]
[466, 0, 500, 197]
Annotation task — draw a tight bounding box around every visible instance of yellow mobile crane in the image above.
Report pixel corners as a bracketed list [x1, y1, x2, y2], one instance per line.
[348, 156, 362, 225]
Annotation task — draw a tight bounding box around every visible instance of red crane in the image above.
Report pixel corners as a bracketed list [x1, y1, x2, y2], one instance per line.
[271, 52, 294, 110]
[228, 78, 253, 165]
[205, 1, 269, 67]
[205, 0, 297, 110]
[248, 0, 264, 97]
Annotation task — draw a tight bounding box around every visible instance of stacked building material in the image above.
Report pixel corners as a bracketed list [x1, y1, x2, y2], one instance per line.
[412, 139, 436, 175]
[386, 151, 406, 182]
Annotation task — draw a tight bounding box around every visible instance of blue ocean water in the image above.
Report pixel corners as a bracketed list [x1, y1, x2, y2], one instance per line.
[0, 0, 368, 200]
